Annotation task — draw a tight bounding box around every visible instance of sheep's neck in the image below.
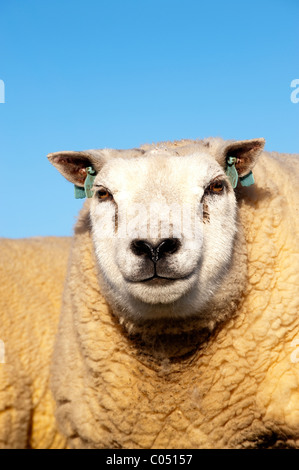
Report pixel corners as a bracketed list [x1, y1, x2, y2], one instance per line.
[70, 203, 248, 363]
[113, 221, 248, 362]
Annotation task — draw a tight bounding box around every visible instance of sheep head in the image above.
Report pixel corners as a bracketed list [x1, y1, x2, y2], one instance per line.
[48, 137, 265, 327]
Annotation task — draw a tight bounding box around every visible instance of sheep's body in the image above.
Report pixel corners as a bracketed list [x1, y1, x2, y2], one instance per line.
[1, 142, 299, 448]
[0, 237, 69, 448]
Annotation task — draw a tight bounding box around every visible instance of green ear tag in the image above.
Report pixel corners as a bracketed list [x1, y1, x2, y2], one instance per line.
[74, 166, 96, 199]
[84, 166, 96, 198]
[226, 156, 238, 189]
[240, 171, 255, 187]
[74, 185, 86, 199]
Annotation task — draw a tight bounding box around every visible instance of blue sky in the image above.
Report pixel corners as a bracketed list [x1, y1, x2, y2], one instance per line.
[0, 0, 298, 238]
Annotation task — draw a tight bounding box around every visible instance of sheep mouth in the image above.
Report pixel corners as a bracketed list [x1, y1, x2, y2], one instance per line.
[124, 267, 196, 285]
[134, 273, 194, 284]
[139, 275, 180, 284]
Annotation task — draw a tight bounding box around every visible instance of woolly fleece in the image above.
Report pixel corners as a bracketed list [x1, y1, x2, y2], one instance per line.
[0, 237, 69, 448]
[1, 143, 299, 448]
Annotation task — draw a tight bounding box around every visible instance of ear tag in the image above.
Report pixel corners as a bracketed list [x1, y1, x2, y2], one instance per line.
[225, 156, 238, 189]
[74, 185, 86, 199]
[240, 171, 255, 187]
[84, 166, 96, 198]
[74, 166, 96, 199]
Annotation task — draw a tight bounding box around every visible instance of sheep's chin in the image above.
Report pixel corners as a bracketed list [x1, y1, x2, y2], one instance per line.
[124, 273, 197, 305]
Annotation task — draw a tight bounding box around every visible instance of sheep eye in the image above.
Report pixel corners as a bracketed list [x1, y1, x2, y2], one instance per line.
[97, 188, 112, 201]
[206, 181, 224, 194]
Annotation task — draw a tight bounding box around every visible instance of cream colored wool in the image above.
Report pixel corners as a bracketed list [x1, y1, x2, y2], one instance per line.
[1, 139, 299, 448]
[0, 237, 69, 448]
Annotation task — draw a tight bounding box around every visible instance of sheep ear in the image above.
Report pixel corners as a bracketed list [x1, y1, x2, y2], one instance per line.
[47, 151, 99, 187]
[223, 138, 265, 178]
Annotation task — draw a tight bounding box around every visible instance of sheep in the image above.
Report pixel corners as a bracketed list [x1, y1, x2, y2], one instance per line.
[0, 237, 70, 448]
[1, 137, 299, 448]
[0, 340, 4, 364]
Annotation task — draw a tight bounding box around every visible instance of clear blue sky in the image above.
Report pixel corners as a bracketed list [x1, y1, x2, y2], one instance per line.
[0, 0, 298, 238]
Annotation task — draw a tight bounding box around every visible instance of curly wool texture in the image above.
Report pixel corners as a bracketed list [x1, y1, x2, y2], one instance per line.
[51, 148, 299, 449]
[1, 146, 299, 448]
[0, 238, 69, 449]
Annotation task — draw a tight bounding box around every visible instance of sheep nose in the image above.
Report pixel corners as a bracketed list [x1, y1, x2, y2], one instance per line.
[130, 238, 181, 263]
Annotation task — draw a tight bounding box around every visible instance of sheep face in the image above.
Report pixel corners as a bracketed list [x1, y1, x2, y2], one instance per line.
[48, 137, 265, 322]
[89, 150, 237, 320]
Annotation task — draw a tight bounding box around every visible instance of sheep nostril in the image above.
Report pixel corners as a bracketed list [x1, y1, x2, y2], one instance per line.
[130, 240, 154, 260]
[157, 238, 181, 258]
[130, 238, 181, 263]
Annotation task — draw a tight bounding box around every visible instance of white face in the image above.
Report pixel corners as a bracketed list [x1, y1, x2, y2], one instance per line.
[89, 150, 238, 321]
